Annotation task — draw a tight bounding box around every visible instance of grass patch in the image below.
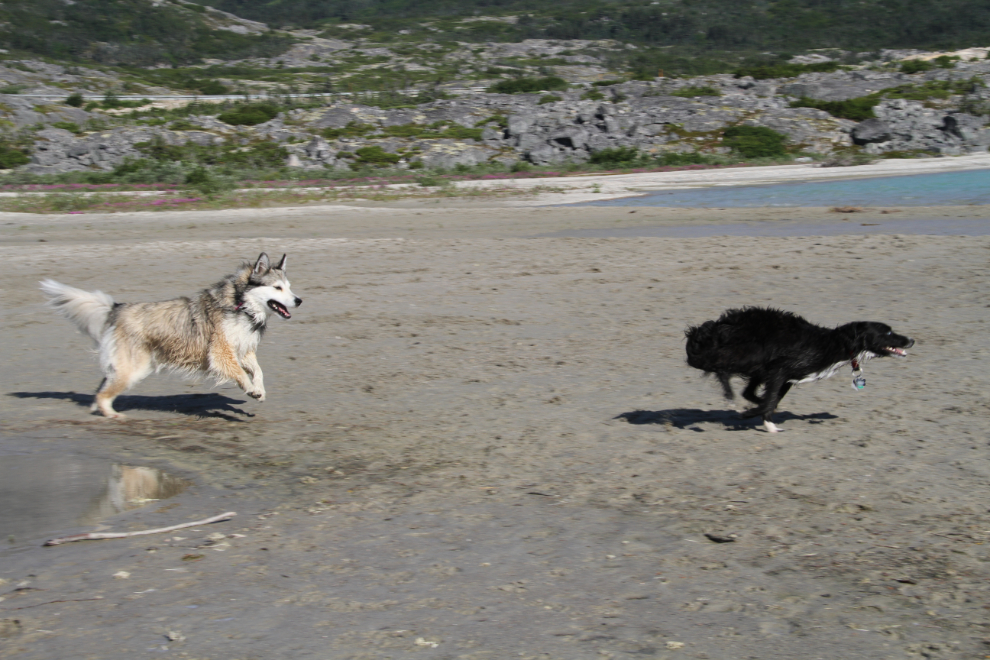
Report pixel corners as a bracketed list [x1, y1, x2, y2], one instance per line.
[487, 76, 568, 94]
[789, 96, 877, 121]
[733, 61, 841, 80]
[670, 85, 722, 98]
[723, 126, 788, 158]
[217, 102, 280, 126]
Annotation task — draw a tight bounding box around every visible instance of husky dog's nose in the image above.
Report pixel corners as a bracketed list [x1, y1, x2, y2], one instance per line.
[294, 297, 303, 307]
[905, 338, 915, 348]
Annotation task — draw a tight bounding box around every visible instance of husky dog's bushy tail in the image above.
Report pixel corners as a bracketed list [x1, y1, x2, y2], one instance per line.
[39, 279, 114, 343]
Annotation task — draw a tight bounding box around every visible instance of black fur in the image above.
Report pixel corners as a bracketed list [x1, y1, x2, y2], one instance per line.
[685, 307, 914, 429]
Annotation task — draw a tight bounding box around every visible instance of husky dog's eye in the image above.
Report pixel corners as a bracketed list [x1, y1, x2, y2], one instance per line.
[275, 286, 283, 291]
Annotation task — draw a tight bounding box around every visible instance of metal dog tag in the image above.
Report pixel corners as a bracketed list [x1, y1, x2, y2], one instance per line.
[852, 375, 866, 390]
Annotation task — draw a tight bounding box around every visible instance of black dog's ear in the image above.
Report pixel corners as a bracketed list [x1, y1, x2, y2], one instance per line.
[275, 254, 287, 271]
[253, 253, 270, 275]
[836, 322, 866, 350]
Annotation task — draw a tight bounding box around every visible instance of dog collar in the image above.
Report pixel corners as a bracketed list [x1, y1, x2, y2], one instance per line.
[850, 352, 865, 390]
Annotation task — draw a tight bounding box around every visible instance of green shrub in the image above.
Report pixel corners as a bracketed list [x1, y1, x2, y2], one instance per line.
[169, 119, 199, 131]
[789, 96, 877, 121]
[656, 151, 715, 166]
[900, 59, 933, 74]
[581, 90, 605, 101]
[408, 160, 424, 169]
[722, 125, 788, 158]
[589, 146, 641, 166]
[382, 124, 428, 138]
[217, 102, 279, 126]
[733, 61, 840, 80]
[196, 80, 230, 95]
[592, 79, 626, 87]
[487, 76, 568, 94]
[438, 125, 483, 140]
[183, 167, 235, 195]
[933, 55, 959, 69]
[475, 114, 508, 128]
[51, 121, 82, 133]
[352, 145, 401, 168]
[321, 122, 375, 139]
[65, 93, 84, 108]
[538, 94, 561, 104]
[0, 85, 25, 94]
[0, 146, 30, 168]
[671, 85, 722, 98]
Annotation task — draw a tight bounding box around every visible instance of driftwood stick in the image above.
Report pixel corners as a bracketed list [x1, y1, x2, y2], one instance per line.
[43, 512, 237, 546]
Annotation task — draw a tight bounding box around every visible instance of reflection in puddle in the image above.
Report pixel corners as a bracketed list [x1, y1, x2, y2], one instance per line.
[87, 464, 189, 523]
[0, 455, 190, 549]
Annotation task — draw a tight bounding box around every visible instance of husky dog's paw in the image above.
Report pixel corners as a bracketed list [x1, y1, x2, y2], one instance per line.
[247, 389, 266, 401]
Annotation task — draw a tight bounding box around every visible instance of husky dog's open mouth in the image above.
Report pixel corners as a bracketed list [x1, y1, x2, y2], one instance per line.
[268, 300, 291, 319]
[886, 347, 909, 356]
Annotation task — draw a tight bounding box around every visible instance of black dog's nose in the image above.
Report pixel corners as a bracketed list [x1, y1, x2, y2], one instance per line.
[294, 297, 303, 307]
[906, 338, 915, 348]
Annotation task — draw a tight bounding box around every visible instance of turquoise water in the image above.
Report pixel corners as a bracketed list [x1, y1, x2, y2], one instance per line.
[581, 168, 990, 208]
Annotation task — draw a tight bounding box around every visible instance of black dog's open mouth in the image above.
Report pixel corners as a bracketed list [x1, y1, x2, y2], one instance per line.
[885, 347, 908, 356]
[267, 300, 291, 319]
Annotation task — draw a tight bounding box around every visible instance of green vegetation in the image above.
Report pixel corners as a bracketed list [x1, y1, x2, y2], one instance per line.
[588, 146, 641, 166]
[217, 102, 280, 126]
[0, 84, 26, 94]
[64, 93, 84, 108]
[200, 0, 990, 63]
[789, 96, 877, 121]
[321, 122, 375, 140]
[790, 78, 985, 120]
[0, 0, 294, 66]
[670, 85, 722, 97]
[722, 125, 788, 158]
[733, 61, 841, 80]
[580, 89, 605, 101]
[487, 76, 568, 94]
[51, 121, 83, 134]
[0, 144, 29, 168]
[538, 94, 562, 104]
[352, 145, 401, 168]
[899, 59, 933, 74]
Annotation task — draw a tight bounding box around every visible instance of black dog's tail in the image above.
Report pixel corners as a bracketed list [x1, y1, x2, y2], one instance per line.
[685, 320, 721, 373]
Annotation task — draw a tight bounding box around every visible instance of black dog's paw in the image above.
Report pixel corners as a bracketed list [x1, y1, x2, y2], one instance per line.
[740, 407, 762, 419]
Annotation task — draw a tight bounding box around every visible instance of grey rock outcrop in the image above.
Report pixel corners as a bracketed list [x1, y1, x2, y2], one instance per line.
[851, 118, 893, 145]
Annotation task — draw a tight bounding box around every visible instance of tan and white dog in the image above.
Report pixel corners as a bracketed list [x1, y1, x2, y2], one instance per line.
[40, 253, 302, 418]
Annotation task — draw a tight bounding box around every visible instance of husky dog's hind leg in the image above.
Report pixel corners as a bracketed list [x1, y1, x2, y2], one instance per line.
[92, 332, 154, 418]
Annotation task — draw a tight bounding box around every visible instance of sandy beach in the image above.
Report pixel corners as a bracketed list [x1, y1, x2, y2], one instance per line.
[1, 159, 989, 660]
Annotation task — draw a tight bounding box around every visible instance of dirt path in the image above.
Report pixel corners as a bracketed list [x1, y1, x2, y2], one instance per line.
[1, 204, 988, 659]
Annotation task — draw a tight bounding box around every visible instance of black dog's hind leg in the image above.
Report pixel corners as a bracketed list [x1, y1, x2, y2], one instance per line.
[741, 377, 763, 405]
[716, 373, 734, 401]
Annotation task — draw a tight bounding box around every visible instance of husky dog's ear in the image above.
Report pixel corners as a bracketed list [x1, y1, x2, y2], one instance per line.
[275, 254, 287, 271]
[253, 253, 270, 275]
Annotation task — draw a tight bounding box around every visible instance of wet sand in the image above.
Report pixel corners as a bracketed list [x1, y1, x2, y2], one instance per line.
[1, 198, 989, 659]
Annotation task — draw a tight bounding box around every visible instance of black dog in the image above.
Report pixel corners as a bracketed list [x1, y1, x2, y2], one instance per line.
[685, 307, 914, 432]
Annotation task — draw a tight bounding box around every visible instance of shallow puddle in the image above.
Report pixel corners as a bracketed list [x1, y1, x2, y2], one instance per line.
[0, 454, 189, 551]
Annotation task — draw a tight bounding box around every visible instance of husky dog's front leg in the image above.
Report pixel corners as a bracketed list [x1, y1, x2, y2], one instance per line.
[241, 350, 266, 401]
[209, 340, 255, 397]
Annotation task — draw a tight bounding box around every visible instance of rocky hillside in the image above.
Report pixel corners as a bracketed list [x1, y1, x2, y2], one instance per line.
[5, 47, 990, 178]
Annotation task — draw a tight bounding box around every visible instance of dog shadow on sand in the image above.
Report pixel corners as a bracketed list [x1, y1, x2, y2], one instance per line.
[8, 391, 254, 422]
[616, 408, 837, 431]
